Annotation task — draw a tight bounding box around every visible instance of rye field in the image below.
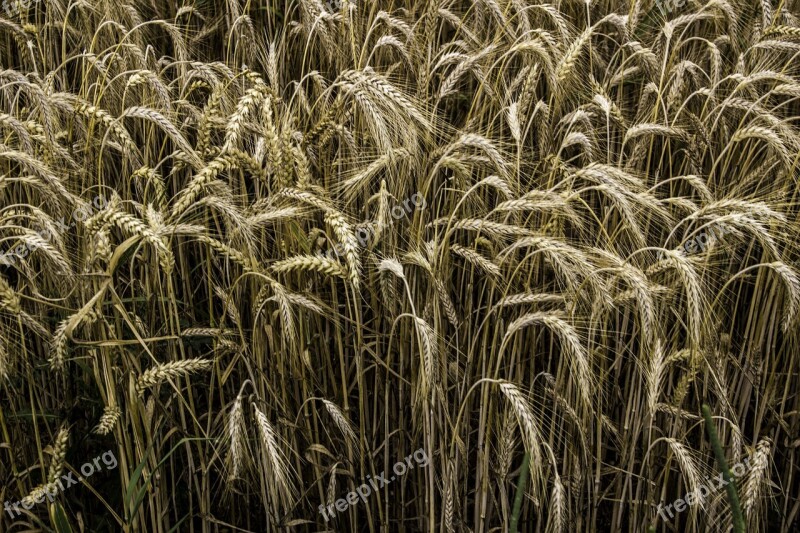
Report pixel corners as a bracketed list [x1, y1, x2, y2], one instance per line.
[0, 0, 799, 531]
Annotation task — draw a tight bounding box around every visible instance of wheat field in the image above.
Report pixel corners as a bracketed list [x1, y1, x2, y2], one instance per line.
[0, 0, 798, 531]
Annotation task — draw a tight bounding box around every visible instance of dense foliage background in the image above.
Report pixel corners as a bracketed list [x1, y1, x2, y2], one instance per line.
[0, 0, 799, 531]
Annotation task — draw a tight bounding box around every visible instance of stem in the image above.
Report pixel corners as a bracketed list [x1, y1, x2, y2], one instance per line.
[702, 404, 744, 533]
[509, 452, 530, 533]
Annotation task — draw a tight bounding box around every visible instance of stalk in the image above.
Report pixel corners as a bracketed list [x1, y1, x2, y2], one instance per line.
[702, 404, 744, 533]
[509, 452, 530, 533]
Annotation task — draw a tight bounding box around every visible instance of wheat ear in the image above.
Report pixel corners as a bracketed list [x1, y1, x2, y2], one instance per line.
[93, 406, 121, 435]
[136, 359, 212, 394]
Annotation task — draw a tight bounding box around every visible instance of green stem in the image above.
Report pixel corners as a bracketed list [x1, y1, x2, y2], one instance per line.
[702, 404, 744, 533]
[510, 452, 530, 533]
